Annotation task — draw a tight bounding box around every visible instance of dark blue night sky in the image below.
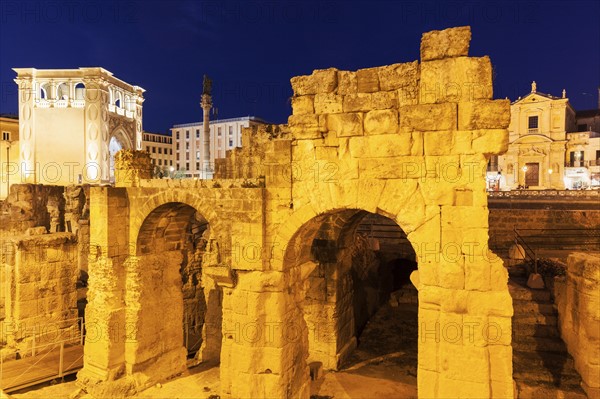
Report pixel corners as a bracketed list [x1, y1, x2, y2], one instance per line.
[1, 0, 599, 133]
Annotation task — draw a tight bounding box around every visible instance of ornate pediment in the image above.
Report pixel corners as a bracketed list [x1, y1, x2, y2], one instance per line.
[518, 146, 546, 157]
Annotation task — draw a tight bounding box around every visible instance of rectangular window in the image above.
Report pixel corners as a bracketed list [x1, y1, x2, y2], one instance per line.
[569, 151, 585, 167]
[176, 154, 180, 161]
[2, 131, 11, 141]
[196, 151, 200, 160]
[596, 150, 600, 161]
[218, 127, 222, 136]
[177, 163, 180, 169]
[170, 149, 173, 155]
[186, 153, 190, 160]
[229, 139, 234, 147]
[146, 146, 150, 152]
[176, 143, 180, 150]
[158, 159, 162, 166]
[186, 163, 189, 170]
[196, 162, 200, 170]
[176, 132, 180, 140]
[186, 142, 189, 150]
[196, 129, 200, 138]
[170, 160, 173, 166]
[158, 148, 162, 154]
[152, 147, 156, 153]
[186, 130, 190, 139]
[229, 126, 233, 135]
[528, 116, 539, 129]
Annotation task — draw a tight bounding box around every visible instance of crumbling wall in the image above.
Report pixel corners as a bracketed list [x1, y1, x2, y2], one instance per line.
[0, 184, 89, 352]
[554, 252, 600, 399]
[2, 232, 78, 353]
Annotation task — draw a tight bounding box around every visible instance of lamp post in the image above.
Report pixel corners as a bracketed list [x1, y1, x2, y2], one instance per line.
[169, 166, 174, 179]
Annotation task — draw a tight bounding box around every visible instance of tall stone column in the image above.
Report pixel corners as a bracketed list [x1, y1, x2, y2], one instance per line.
[201, 93, 212, 178]
[78, 187, 131, 396]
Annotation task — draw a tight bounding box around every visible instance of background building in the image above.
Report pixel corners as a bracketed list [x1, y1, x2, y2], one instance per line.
[487, 83, 599, 190]
[142, 131, 173, 175]
[13, 67, 144, 186]
[0, 115, 20, 199]
[170, 116, 266, 178]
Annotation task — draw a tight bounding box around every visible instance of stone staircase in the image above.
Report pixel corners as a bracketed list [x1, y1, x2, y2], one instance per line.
[509, 268, 587, 399]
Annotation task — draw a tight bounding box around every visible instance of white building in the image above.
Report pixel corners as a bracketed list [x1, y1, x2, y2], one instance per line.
[142, 131, 174, 174]
[170, 116, 267, 178]
[13, 67, 144, 185]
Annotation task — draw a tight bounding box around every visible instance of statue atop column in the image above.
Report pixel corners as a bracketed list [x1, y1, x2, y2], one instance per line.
[202, 75, 212, 96]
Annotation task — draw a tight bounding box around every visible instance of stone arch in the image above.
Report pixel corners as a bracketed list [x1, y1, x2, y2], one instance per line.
[125, 200, 223, 387]
[108, 128, 133, 183]
[276, 206, 422, 397]
[130, 191, 221, 252]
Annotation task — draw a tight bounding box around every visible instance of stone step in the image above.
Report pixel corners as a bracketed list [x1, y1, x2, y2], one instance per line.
[508, 283, 552, 302]
[513, 350, 575, 371]
[513, 323, 561, 339]
[512, 313, 558, 327]
[512, 336, 568, 353]
[515, 380, 587, 399]
[512, 300, 556, 316]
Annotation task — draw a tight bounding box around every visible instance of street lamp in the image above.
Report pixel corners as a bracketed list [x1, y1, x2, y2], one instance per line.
[548, 168, 553, 174]
[169, 166, 174, 179]
[522, 165, 528, 172]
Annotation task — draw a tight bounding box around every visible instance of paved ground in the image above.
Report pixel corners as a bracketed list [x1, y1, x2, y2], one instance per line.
[10, 302, 419, 399]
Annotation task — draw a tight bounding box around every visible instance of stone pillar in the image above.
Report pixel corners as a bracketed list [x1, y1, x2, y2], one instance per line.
[133, 88, 145, 151]
[82, 76, 109, 184]
[201, 93, 213, 178]
[77, 187, 131, 396]
[114, 150, 152, 187]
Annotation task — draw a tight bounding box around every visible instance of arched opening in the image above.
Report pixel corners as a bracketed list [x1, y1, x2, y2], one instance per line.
[284, 209, 419, 398]
[114, 91, 123, 108]
[39, 83, 49, 100]
[56, 82, 69, 101]
[74, 83, 85, 100]
[131, 202, 222, 383]
[108, 136, 123, 184]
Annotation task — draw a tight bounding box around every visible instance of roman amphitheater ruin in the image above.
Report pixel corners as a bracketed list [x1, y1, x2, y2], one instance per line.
[6, 26, 596, 399]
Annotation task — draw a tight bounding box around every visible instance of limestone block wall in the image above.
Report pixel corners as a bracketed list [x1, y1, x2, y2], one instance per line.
[80, 26, 515, 399]
[220, 26, 514, 399]
[488, 195, 600, 257]
[554, 252, 600, 399]
[2, 233, 79, 352]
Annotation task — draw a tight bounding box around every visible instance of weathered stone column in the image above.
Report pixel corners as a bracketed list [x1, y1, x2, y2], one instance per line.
[114, 150, 152, 187]
[77, 187, 132, 396]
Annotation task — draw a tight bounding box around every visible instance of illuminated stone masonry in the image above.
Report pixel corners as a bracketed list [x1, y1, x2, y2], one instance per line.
[78, 26, 514, 398]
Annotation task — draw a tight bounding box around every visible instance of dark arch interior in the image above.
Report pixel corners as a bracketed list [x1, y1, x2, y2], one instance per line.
[287, 209, 419, 386]
[137, 202, 220, 363]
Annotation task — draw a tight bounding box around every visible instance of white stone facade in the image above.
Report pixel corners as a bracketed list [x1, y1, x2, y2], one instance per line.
[170, 116, 266, 178]
[13, 67, 145, 186]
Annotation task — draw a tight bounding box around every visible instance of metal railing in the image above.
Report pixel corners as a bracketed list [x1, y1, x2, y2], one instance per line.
[514, 228, 600, 274]
[1, 317, 85, 393]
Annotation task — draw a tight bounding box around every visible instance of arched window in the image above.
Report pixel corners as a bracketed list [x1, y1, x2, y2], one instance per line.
[74, 83, 86, 100]
[56, 83, 69, 100]
[114, 91, 123, 108]
[39, 83, 49, 100]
